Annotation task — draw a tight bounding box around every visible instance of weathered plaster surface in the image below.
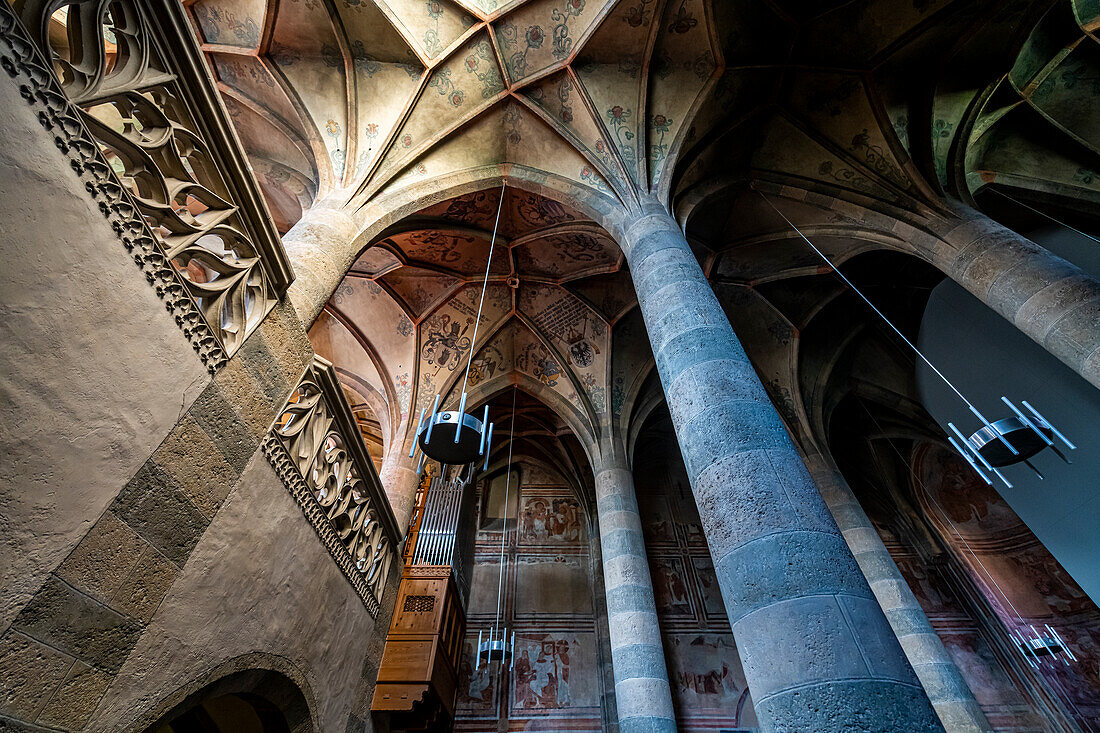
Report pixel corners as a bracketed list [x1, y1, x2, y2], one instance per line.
[85, 453, 389, 731]
[0, 74, 210, 633]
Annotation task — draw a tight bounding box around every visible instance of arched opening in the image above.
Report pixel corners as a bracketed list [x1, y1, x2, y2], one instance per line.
[454, 387, 612, 732]
[145, 669, 311, 733]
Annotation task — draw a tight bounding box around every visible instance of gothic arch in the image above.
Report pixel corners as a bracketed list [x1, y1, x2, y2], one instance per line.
[133, 655, 317, 733]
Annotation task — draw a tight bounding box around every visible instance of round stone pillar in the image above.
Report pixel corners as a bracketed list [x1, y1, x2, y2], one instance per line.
[803, 451, 990, 732]
[621, 202, 943, 732]
[282, 194, 361, 327]
[935, 203, 1100, 389]
[378, 447, 420, 536]
[594, 458, 677, 733]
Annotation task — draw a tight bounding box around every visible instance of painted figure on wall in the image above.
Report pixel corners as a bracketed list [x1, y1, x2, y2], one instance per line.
[651, 557, 691, 615]
[665, 634, 756, 728]
[515, 638, 573, 709]
[521, 495, 582, 543]
[457, 639, 496, 714]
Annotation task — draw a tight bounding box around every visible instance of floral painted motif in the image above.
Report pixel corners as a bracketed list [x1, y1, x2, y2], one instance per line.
[504, 104, 523, 145]
[649, 112, 674, 183]
[580, 166, 612, 195]
[429, 68, 465, 106]
[606, 104, 637, 171]
[194, 6, 260, 47]
[464, 40, 505, 98]
[848, 128, 906, 187]
[623, 0, 656, 28]
[424, 0, 446, 57]
[667, 0, 697, 34]
[551, 0, 586, 60]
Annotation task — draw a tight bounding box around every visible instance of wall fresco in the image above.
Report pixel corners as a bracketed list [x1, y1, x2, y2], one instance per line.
[914, 443, 1100, 728]
[666, 634, 758, 732]
[456, 461, 603, 732]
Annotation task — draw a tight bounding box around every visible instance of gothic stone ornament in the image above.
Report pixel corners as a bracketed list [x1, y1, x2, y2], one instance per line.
[0, 2, 228, 371]
[265, 356, 400, 616]
[13, 0, 291, 359]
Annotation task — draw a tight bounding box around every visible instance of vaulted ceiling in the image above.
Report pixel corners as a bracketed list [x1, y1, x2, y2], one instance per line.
[195, 0, 1098, 454]
[186, 0, 1099, 236]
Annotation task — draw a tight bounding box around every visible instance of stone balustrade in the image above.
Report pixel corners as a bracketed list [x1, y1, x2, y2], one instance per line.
[263, 356, 401, 617]
[9, 0, 293, 369]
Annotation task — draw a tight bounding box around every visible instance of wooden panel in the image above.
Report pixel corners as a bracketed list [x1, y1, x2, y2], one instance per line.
[372, 565, 467, 724]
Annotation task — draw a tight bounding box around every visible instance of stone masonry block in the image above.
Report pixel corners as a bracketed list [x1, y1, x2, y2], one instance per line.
[714, 531, 869, 623]
[236, 331, 291, 410]
[678, 399, 788, 478]
[36, 661, 112, 729]
[111, 461, 210, 566]
[153, 414, 238, 518]
[109, 547, 179, 622]
[188, 381, 260, 473]
[752, 679, 942, 733]
[733, 595, 872, 700]
[54, 511, 147, 604]
[11, 576, 142, 674]
[0, 630, 74, 720]
[211, 356, 276, 441]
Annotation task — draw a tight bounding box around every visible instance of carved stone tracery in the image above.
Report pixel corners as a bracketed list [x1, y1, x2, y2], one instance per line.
[264, 357, 400, 616]
[12, 0, 291, 358]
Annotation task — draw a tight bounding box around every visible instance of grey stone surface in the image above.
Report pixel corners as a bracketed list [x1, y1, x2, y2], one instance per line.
[0, 630, 74, 720]
[753, 679, 941, 733]
[0, 73, 209, 633]
[940, 205, 1100, 389]
[188, 382, 260, 474]
[594, 463, 676, 732]
[85, 453, 394, 732]
[111, 462, 210, 567]
[11, 576, 142, 674]
[35, 661, 112, 729]
[54, 511, 148, 605]
[804, 454, 988, 732]
[621, 205, 942, 731]
[152, 416, 238, 518]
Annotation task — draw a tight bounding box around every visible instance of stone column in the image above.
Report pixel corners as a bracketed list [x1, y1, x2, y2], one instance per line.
[622, 202, 943, 732]
[935, 203, 1100, 390]
[378, 447, 420, 536]
[594, 457, 677, 733]
[282, 194, 361, 327]
[804, 451, 990, 732]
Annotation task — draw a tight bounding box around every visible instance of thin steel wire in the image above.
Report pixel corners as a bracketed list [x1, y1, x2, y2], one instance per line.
[990, 188, 1100, 245]
[757, 191, 998, 425]
[493, 386, 518, 639]
[856, 399, 1090, 726]
[460, 181, 507, 399]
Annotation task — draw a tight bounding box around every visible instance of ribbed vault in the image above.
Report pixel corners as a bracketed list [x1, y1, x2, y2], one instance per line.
[183, 0, 1100, 235]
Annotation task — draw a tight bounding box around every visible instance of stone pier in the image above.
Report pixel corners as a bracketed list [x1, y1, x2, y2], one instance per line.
[594, 457, 678, 733]
[621, 202, 943, 732]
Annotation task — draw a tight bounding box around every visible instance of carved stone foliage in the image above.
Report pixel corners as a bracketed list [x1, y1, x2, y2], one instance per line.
[264, 357, 400, 616]
[13, 0, 292, 358]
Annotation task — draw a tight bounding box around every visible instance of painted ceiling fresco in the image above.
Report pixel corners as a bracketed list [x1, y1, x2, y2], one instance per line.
[340, 187, 638, 438]
[189, 0, 1097, 449]
[183, 0, 1100, 233]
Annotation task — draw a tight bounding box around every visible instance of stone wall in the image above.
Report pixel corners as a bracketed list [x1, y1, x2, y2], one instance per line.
[0, 66, 397, 731]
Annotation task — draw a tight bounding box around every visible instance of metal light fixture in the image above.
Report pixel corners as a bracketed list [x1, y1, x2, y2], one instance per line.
[409, 181, 507, 471]
[758, 190, 1076, 489]
[1013, 624, 1078, 669]
[477, 387, 518, 672]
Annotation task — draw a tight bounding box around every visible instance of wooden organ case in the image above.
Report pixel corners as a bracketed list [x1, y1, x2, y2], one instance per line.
[372, 470, 474, 730]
